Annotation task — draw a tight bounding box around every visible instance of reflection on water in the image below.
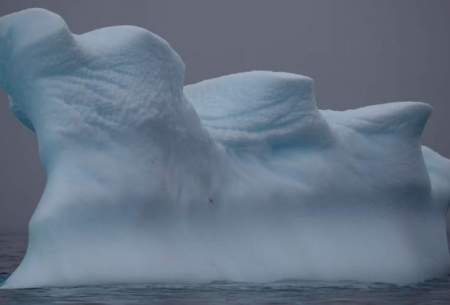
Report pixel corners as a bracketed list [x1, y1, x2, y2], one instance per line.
[1, 235, 449, 305]
[2, 277, 450, 305]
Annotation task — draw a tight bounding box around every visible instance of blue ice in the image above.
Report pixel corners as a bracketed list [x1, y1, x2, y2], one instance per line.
[0, 9, 449, 288]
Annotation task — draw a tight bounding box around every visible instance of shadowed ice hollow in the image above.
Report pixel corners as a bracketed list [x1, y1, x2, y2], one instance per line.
[0, 8, 449, 288]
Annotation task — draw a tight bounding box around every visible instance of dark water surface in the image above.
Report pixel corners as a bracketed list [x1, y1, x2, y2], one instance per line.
[1, 235, 450, 305]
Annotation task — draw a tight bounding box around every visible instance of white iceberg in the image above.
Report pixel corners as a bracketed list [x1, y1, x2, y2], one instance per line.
[0, 8, 449, 288]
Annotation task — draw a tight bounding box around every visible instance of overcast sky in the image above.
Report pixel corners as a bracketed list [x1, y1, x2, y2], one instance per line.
[0, 0, 449, 233]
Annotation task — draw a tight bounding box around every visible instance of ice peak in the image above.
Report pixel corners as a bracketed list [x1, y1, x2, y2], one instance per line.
[332, 101, 432, 138]
[185, 71, 332, 148]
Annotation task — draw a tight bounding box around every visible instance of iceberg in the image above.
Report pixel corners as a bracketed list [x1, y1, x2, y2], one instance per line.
[0, 8, 449, 288]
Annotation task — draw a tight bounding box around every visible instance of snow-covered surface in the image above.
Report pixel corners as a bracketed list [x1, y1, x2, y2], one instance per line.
[0, 8, 449, 288]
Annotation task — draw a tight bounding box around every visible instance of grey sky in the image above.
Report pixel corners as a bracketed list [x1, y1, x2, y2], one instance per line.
[0, 0, 449, 233]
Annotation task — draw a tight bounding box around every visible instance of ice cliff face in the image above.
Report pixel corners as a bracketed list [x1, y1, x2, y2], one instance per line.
[0, 8, 449, 288]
